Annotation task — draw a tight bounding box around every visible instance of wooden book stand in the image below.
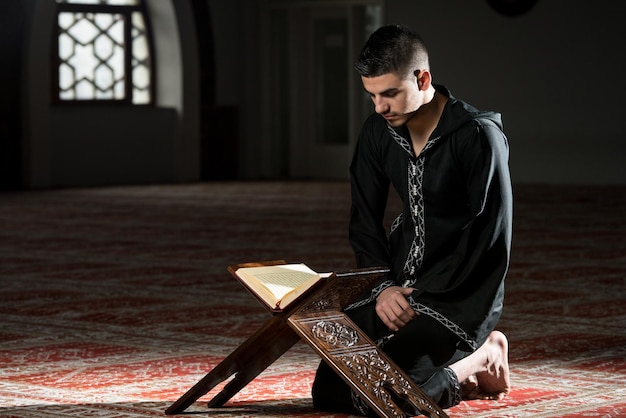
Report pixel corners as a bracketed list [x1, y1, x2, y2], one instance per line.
[166, 261, 448, 418]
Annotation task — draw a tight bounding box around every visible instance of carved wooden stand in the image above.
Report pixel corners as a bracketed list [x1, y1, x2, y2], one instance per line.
[165, 262, 448, 418]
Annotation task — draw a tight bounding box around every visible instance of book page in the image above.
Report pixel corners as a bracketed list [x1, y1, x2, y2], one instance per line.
[254, 270, 317, 299]
[236, 263, 319, 302]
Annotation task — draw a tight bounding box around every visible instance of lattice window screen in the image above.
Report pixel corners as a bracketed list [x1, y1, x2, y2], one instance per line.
[55, 0, 153, 104]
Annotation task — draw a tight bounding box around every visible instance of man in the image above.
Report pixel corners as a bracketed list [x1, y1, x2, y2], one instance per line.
[312, 24, 512, 415]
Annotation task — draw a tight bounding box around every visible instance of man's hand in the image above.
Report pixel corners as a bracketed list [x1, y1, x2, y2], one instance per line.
[375, 286, 418, 332]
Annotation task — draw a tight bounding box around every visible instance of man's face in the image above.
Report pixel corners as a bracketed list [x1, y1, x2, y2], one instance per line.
[361, 72, 422, 127]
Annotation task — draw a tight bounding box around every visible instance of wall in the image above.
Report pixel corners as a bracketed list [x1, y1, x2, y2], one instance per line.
[209, 0, 625, 184]
[0, 0, 26, 189]
[50, 107, 177, 186]
[208, 0, 261, 179]
[385, 0, 626, 184]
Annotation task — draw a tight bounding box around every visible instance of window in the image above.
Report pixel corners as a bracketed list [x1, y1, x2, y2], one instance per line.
[55, 0, 154, 104]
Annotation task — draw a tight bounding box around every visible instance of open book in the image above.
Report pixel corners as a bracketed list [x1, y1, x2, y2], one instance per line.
[233, 263, 325, 311]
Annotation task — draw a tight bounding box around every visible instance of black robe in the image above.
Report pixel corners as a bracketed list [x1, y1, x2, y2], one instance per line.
[347, 85, 513, 352]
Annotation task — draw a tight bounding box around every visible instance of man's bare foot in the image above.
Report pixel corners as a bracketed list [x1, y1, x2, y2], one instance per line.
[451, 330, 511, 401]
[473, 330, 510, 400]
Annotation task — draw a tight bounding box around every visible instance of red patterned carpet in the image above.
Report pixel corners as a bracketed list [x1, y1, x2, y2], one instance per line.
[1, 182, 624, 417]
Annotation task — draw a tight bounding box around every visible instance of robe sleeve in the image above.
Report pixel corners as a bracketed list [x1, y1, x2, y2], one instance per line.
[347, 116, 397, 301]
[418, 117, 513, 347]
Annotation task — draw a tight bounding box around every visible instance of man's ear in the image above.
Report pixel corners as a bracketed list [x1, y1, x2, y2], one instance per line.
[415, 70, 431, 91]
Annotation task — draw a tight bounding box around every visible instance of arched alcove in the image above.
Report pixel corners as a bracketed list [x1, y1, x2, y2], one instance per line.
[21, 0, 202, 188]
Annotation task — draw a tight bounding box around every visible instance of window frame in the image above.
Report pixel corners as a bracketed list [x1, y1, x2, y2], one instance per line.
[53, 1, 156, 105]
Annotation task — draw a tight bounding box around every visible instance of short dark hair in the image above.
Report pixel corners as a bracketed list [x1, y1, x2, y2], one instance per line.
[354, 24, 430, 79]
